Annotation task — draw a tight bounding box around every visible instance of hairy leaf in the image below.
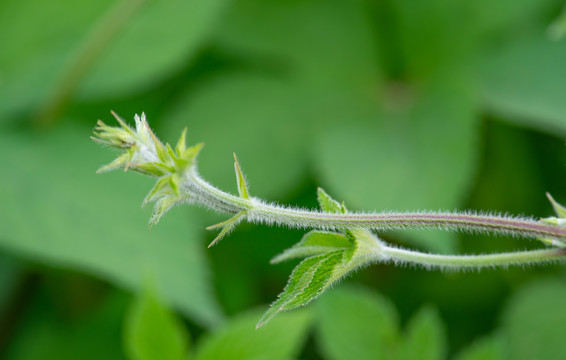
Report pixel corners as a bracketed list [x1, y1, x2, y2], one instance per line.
[271, 231, 352, 264]
[317, 187, 345, 214]
[258, 250, 351, 327]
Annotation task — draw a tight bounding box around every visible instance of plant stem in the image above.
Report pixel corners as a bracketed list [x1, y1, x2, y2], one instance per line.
[380, 246, 566, 269]
[186, 170, 566, 243]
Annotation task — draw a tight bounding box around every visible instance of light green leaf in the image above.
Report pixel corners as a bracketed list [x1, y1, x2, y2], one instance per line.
[195, 308, 312, 360]
[125, 288, 190, 360]
[0, 123, 222, 327]
[317, 187, 344, 214]
[216, 0, 380, 87]
[258, 250, 350, 327]
[315, 286, 399, 360]
[162, 73, 311, 198]
[480, 34, 566, 137]
[400, 306, 447, 360]
[314, 81, 478, 253]
[454, 335, 505, 360]
[0, 0, 228, 118]
[501, 279, 566, 360]
[270, 231, 352, 264]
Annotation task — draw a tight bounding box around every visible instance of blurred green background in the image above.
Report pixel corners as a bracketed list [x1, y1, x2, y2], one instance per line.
[2, 0, 566, 358]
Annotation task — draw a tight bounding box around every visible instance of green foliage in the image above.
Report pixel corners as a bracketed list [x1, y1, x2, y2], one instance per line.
[400, 306, 447, 360]
[195, 309, 312, 360]
[125, 287, 190, 360]
[0, 125, 222, 327]
[3, 0, 566, 358]
[315, 286, 400, 360]
[501, 279, 566, 360]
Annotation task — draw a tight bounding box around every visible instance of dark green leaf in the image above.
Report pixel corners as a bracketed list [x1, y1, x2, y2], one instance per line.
[125, 287, 190, 360]
[195, 308, 312, 360]
[315, 286, 399, 360]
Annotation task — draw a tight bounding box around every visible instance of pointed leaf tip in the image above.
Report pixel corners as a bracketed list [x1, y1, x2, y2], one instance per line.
[317, 187, 344, 213]
[546, 193, 566, 219]
[176, 127, 188, 155]
[234, 153, 250, 199]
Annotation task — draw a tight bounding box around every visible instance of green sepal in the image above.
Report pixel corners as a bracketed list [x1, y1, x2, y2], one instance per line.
[176, 142, 204, 170]
[206, 211, 247, 247]
[546, 193, 566, 219]
[169, 174, 181, 196]
[110, 110, 135, 135]
[96, 151, 132, 173]
[148, 195, 190, 228]
[143, 121, 168, 163]
[317, 187, 345, 213]
[133, 162, 173, 177]
[143, 177, 172, 207]
[175, 127, 188, 155]
[258, 250, 352, 328]
[271, 231, 353, 264]
[234, 153, 250, 199]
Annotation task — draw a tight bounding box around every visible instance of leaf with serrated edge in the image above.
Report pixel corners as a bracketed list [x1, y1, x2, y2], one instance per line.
[271, 231, 353, 264]
[258, 250, 350, 327]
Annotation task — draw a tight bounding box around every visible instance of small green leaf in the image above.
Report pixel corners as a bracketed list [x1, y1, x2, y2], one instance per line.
[546, 192, 566, 219]
[196, 309, 312, 360]
[315, 286, 400, 360]
[125, 288, 190, 360]
[317, 187, 344, 213]
[400, 306, 447, 360]
[454, 335, 505, 360]
[258, 250, 350, 327]
[233, 153, 250, 199]
[271, 231, 353, 264]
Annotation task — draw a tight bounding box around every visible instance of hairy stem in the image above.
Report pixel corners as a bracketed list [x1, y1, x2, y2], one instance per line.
[380, 246, 566, 269]
[186, 171, 566, 242]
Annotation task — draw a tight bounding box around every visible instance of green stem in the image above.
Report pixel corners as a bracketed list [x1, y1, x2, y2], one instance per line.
[381, 246, 566, 269]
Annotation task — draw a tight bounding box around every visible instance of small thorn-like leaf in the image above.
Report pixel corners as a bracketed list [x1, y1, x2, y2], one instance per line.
[271, 231, 353, 264]
[547, 193, 566, 219]
[110, 110, 134, 134]
[176, 127, 188, 155]
[207, 211, 246, 247]
[234, 153, 250, 199]
[317, 188, 345, 213]
[169, 174, 180, 196]
[149, 197, 178, 228]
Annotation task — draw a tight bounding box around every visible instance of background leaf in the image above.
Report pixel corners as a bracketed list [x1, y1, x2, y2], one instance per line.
[400, 306, 447, 360]
[0, 122, 222, 327]
[195, 308, 312, 360]
[501, 278, 566, 360]
[125, 287, 190, 360]
[315, 285, 399, 360]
